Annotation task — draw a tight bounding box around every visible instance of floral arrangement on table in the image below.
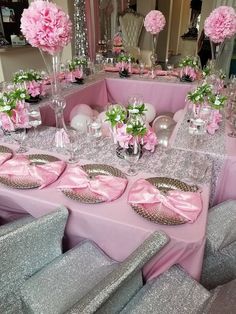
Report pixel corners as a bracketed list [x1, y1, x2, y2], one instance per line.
[66, 57, 87, 83]
[187, 82, 227, 134]
[112, 32, 124, 55]
[144, 10, 166, 70]
[178, 56, 199, 82]
[0, 87, 29, 131]
[20, 0, 72, 55]
[105, 104, 158, 152]
[203, 66, 226, 93]
[12, 69, 46, 101]
[115, 53, 135, 77]
[204, 6, 236, 44]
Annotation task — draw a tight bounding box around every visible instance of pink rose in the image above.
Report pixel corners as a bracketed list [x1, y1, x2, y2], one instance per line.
[143, 128, 158, 152]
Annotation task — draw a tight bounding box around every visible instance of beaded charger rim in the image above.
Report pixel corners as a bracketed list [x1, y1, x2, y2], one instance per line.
[0, 145, 13, 154]
[130, 177, 198, 225]
[0, 153, 60, 189]
[62, 163, 126, 204]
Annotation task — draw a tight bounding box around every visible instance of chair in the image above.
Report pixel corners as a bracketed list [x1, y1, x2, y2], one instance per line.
[120, 265, 236, 314]
[0, 206, 68, 314]
[201, 200, 236, 289]
[19, 231, 169, 314]
[119, 10, 143, 50]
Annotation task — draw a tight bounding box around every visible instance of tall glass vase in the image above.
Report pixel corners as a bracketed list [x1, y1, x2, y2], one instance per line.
[210, 39, 233, 77]
[40, 50, 67, 148]
[150, 34, 158, 70]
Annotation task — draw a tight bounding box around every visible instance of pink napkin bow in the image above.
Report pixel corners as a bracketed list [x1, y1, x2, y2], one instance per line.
[0, 155, 66, 189]
[128, 179, 202, 223]
[0, 152, 12, 166]
[57, 165, 128, 202]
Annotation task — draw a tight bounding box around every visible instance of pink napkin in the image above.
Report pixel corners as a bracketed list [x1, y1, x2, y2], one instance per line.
[155, 70, 179, 77]
[0, 152, 12, 166]
[57, 165, 128, 202]
[0, 155, 66, 189]
[128, 179, 202, 223]
[104, 66, 119, 72]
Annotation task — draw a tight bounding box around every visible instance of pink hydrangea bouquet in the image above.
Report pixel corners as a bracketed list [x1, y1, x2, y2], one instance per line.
[112, 32, 124, 55]
[144, 10, 166, 34]
[204, 6, 236, 43]
[0, 87, 29, 131]
[21, 0, 72, 55]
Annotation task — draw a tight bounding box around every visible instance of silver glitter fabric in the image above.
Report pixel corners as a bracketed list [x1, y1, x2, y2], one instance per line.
[203, 278, 236, 314]
[74, 0, 88, 57]
[201, 200, 236, 290]
[65, 231, 169, 314]
[171, 110, 226, 204]
[20, 240, 118, 314]
[120, 265, 211, 314]
[0, 206, 68, 314]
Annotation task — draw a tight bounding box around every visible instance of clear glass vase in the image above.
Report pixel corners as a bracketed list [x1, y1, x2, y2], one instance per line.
[40, 49, 67, 148]
[150, 34, 158, 70]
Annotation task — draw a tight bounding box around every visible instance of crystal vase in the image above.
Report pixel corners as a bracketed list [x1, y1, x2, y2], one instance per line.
[209, 39, 233, 76]
[150, 34, 158, 70]
[40, 50, 67, 148]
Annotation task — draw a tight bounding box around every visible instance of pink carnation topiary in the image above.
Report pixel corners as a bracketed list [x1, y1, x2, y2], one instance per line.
[144, 10, 166, 35]
[21, 0, 72, 55]
[204, 6, 236, 43]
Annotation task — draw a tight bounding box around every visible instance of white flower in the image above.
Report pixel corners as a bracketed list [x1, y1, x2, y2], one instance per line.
[20, 93, 26, 99]
[115, 114, 121, 121]
[129, 108, 139, 114]
[2, 105, 11, 111]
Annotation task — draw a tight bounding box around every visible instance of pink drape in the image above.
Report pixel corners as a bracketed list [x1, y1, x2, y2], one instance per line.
[85, 0, 100, 61]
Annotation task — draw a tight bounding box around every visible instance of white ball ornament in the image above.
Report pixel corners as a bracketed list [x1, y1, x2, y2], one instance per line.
[70, 114, 92, 133]
[173, 109, 184, 122]
[143, 103, 156, 123]
[152, 115, 176, 133]
[70, 104, 93, 121]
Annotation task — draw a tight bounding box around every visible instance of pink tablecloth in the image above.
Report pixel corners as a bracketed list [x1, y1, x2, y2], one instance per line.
[105, 77, 195, 114]
[0, 144, 210, 282]
[39, 74, 195, 126]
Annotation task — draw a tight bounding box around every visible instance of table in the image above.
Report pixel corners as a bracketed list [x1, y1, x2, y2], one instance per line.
[39, 73, 195, 126]
[170, 107, 236, 205]
[0, 128, 212, 281]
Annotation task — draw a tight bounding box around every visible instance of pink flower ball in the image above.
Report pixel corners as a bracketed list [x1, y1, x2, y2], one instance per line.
[144, 10, 166, 35]
[204, 6, 236, 43]
[21, 0, 72, 55]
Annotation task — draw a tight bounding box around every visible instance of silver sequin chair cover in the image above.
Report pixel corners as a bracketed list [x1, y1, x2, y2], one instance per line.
[0, 206, 68, 314]
[120, 265, 236, 314]
[19, 231, 169, 314]
[201, 200, 236, 289]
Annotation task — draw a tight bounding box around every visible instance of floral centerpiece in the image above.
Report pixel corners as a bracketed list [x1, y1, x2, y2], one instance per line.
[178, 56, 199, 82]
[105, 103, 157, 152]
[112, 32, 124, 55]
[12, 69, 46, 102]
[0, 87, 29, 131]
[204, 6, 236, 70]
[21, 0, 72, 148]
[66, 57, 87, 83]
[144, 10, 166, 69]
[116, 53, 135, 77]
[187, 82, 227, 134]
[203, 66, 226, 93]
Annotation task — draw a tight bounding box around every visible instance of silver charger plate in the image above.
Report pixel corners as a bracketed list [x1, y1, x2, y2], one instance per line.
[0, 154, 60, 190]
[130, 177, 198, 225]
[62, 164, 126, 204]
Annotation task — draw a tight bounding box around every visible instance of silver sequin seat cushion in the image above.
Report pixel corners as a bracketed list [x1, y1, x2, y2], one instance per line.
[203, 278, 236, 314]
[20, 240, 118, 314]
[0, 207, 68, 313]
[120, 265, 211, 314]
[201, 200, 236, 289]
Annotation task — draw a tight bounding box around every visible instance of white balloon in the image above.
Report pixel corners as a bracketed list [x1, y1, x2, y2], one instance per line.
[144, 103, 156, 123]
[98, 111, 107, 122]
[70, 114, 92, 133]
[156, 129, 172, 148]
[70, 104, 93, 121]
[173, 109, 184, 122]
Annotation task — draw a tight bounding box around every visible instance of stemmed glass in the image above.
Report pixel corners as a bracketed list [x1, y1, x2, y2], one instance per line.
[124, 141, 141, 176]
[28, 106, 42, 143]
[12, 128, 27, 153]
[65, 129, 79, 163]
[139, 61, 145, 77]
